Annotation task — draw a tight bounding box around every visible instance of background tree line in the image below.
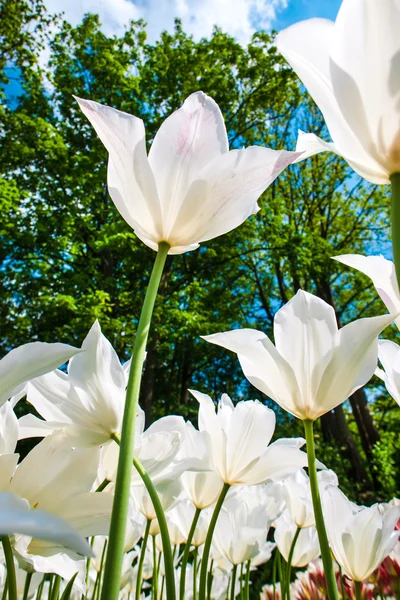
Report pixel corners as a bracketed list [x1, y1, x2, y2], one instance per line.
[1, 0, 399, 505]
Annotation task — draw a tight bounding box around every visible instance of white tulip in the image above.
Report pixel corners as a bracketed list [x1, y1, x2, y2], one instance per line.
[190, 391, 308, 485]
[280, 468, 338, 528]
[19, 321, 128, 446]
[213, 489, 269, 566]
[75, 92, 300, 255]
[274, 510, 320, 568]
[323, 485, 400, 582]
[7, 434, 112, 590]
[166, 499, 210, 547]
[334, 254, 400, 329]
[204, 289, 394, 420]
[276, 0, 400, 184]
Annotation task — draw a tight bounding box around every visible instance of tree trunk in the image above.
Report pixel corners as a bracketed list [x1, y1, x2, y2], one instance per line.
[333, 405, 372, 485]
[349, 387, 380, 458]
[141, 334, 158, 428]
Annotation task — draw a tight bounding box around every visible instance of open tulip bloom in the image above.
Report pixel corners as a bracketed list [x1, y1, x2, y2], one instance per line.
[204, 289, 394, 421]
[75, 92, 300, 255]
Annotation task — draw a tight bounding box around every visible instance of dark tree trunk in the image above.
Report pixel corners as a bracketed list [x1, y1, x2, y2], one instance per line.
[349, 387, 380, 457]
[141, 334, 158, 428]
[333, 405, 372, 485]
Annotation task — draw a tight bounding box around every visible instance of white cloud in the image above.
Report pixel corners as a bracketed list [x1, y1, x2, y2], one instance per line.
[45, 0, 288, 43]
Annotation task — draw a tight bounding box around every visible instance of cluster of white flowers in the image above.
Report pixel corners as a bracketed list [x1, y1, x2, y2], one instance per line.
[2, 0, 400, 599]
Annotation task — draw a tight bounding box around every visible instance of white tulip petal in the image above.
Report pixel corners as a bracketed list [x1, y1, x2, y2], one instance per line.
[0, 454, 19, 490]
[171, 147, 300, 247]
[0, 492, 92, 557]
[378, 339, 400, 406]
[56, 492, 112, 537]
[317, 313, 395, 416]
[148, 92, 228, 238]
[0, 342, 81, 407]
[333, 254, 400, 326]
[0, 402, 18, 454]
[75, 96, 162, 242]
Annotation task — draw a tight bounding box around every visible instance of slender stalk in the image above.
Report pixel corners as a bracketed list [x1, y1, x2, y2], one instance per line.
[286, 526, 301, 598]
[100, 242, 170, 600]
[136, 519, 151, 600]
[391, 173, 400, 285]
[304, 420, 339, 600]
[152, 536, 158, 600]
[239, 563, 244, 600]
[230, 565, 237, 600]
[206, 561, 214, 600]
[179, 507, 202, 600]
[36, 576, 45, 600]
[82, 537, 95, 600]
[95, 479, 110, 493]
[198, 483, 230, 600]
[354, 581, 361, 600]
[276, 551, 283, 600]
[50, 576, 61, 600]
[225, 577, 230, 600]
[92, 539, 108, 600]
[60, 574, 79, 600]
[132, 454, 175, 600]
[192, 547, 198, 600]
[244, 561, 250, 600]
[1, 537, 17, 600]
[272, 550, 277, 600]
[22, 572, 32, 600]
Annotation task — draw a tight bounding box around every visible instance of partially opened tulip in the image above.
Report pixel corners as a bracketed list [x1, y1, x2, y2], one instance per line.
[75, 92, 300, 255]
[274, 510, 320, 568]
[334, 254, 400, 329]
[204, 290, 394, 421]
[322, 485, 400, 582]
[276, 0, 400, 185]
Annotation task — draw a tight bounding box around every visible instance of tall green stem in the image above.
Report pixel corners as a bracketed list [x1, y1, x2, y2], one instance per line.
[50, 576, 61, 600]
[132, 455, 175, 600]
[354, 581, 361, 600]
[22, 572, 32, 600]
[198, 483, 230, 600]
[391, 173, 400, 285]
[136, 520, 151, 600]
[304, 420, 339, 600]
[285, 526, 300, 598]
[152, 536, 159, 600]
[100, 242, 169, 600]
[230, 565, 237, 600]
[192, 547, 198, 600]
[179, 507, 202, 600]
[1, 537, 17, 600]
[244, 561, 250, 600]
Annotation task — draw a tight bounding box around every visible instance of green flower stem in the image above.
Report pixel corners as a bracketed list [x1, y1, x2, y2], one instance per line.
[1, 537, 17, 600]
[95, 479, 110, 493]
[230, 565, 237, 600]
[354, 581, 361, 600]
[193, 547, 198, 600]
[272, 550, 277, 600]
[391, 173, 400, 284]
[50, 575, 61, 600]
[338, 564, 346, 600]
[276, 550, 283, 598]
[132, 455, 175, 600]
[285, 526, 301, 598]
[179, 507, 202, 600]
[93, 539, 108, 600]
[60, 574, 78, 600]
[1, 577, 7, 600]
[304, 419, 339, 600]
[100, 241, 169, 600]
[22, 572, 32, 600]
[136, 519, 151, 600]
[198, 483, 230, 600]
[244, 560, 250, 600]
[206, 560, 214, 600]
[152, 535, 159, 600]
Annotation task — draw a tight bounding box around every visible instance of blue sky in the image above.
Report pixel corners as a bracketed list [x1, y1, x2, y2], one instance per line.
[274, 0, 342, 29]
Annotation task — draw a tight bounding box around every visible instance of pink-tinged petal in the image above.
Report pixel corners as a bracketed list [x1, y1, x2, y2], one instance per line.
[75, 97, 162, 244]
[148, 92, 229, 239]
[276, 19, 385, 182]
[333, 254, 400, 327]
[273, 290, 337, 413]
[0, 342, 81, 407]
[316, 313, 395, 417]
[170, 147, 300, 247]
[0, 492, 93, 557]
